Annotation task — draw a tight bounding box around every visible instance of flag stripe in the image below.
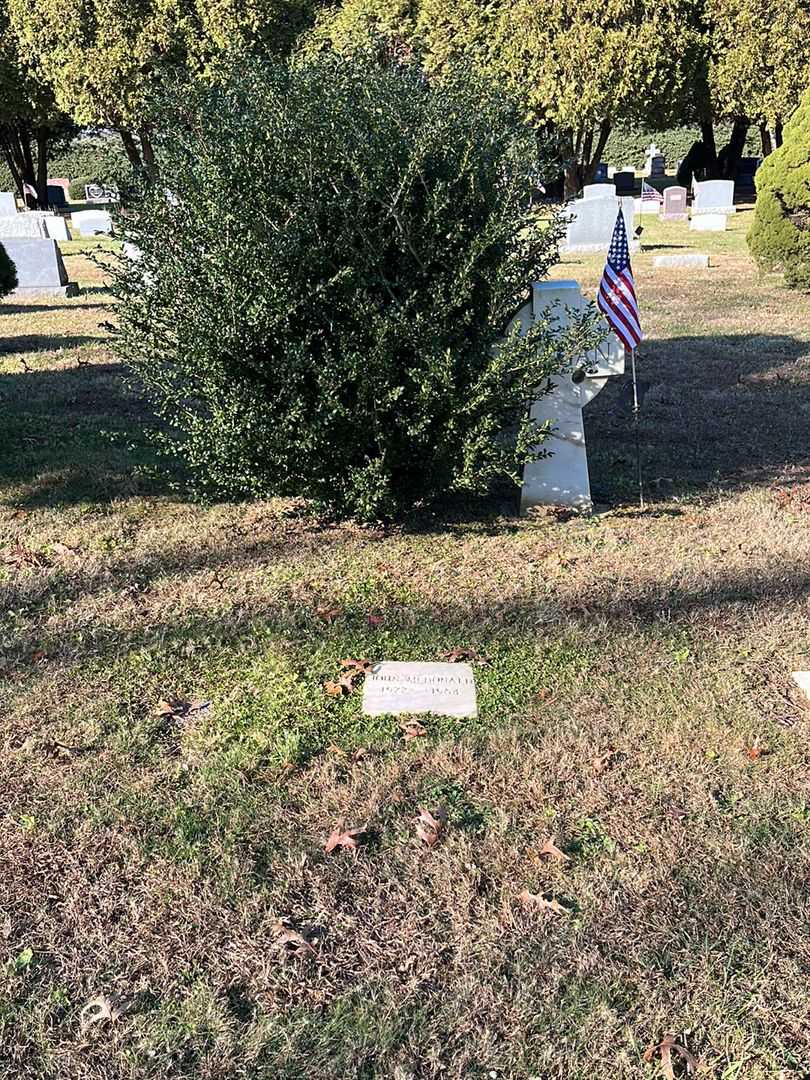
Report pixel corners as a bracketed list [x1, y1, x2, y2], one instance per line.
[597, 209, 642, 352]
[599, 278, 642, 340]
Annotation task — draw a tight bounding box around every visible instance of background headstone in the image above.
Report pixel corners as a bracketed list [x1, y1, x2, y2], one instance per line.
[1, 237, 78, 296]
[0, 215, 49, 239]
[582, 183, 615, 200]
[662, 186, 688, 220]
[563, 196, 638, 253]
[653, 253, 710, 268]
[614, 171, 636, 196]
[71, 209, 113, 236]
[593, 163, 609, 182]
[644, 142, 666, 177]
[0, 192, 17, 216]
[25, 211, 69, 241]
[362, 662, 478, 718]
[689, 213, 727, 232]
[693, 179, 736, 215]
[46, 183, 68, 208]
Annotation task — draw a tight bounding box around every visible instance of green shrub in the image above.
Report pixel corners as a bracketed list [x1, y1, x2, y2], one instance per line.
[605, 123, 760, 170]
[111, 54, 599, 521]
[68, 176, 97, 201]
[748, 86, 810, 290]
[0, 242, 17, 299]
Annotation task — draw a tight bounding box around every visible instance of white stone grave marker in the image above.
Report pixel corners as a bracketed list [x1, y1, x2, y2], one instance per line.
[362, 662, 477, 718]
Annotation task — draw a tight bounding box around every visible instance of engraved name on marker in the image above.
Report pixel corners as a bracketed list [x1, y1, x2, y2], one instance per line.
[362, 662, 478, 718]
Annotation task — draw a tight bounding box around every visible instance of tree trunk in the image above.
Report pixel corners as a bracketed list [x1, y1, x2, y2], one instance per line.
[760, 123, 772, 157]
[699, 120, 719, 179]
[583, 119, 612, 185]
[774, 120, 783, 147]
[718, 117, 749, 180]
[119, 128, 144, 171]
[139, 128, 158, 179]
[36, 129, 49, 209]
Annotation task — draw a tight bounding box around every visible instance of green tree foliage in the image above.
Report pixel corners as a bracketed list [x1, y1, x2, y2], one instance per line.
[0, 242, 18, 298]
[0, 7, 75, 207]
[748, 85, 810, 290]
[311, 0, 706, 195]
[111, 55, 600, 520]
[7, 0, 321, 175]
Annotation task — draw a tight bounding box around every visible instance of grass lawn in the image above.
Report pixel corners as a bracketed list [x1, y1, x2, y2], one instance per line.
[1, 214, 810, 1079]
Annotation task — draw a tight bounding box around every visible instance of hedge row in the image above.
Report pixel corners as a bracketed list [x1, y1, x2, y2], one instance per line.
[603, 123, 761, 169]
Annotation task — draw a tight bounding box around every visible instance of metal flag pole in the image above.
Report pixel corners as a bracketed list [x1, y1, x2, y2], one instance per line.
[629, 346, 644, 510]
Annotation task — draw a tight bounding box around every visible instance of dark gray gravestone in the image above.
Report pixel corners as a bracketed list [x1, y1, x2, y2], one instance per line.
[736, 157, 761, 196]
[614, 170, 636, 196]
[46, 184, 67, 208]
[2, 238, 78, 297]
[594, 162, 609, 182]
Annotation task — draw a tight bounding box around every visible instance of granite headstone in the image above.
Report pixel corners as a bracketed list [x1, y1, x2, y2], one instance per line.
[1, 238, 78, 296]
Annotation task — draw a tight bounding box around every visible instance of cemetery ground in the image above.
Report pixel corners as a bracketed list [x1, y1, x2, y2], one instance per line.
[1, 211, 809, 1080]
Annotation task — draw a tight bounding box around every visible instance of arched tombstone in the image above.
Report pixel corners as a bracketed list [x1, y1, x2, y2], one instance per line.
[510, 280, 626, 512]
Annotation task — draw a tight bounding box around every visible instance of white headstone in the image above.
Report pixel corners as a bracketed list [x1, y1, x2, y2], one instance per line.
[513, 281, 626, 512]
[792, 672, 810, 704]
[0, 192, 17, 216]
[71, 209, 113, 236]
[689, 213, 728, 232]
[653, 253, 710, 269]
[563, 197, 638, 254]
[692, 180, 735, 215]
[362, 662, 478, 718]
[582, 183, 615, 200]
[0, 215, 49, 239]
[20, 211, 69, 242]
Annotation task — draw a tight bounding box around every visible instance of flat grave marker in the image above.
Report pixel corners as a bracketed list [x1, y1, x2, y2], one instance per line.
[362, 661, 478, 719]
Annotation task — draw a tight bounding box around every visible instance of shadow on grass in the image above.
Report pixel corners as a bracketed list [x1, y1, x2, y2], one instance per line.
[0, 331, 807, 515]
[0, 335, 105, 357]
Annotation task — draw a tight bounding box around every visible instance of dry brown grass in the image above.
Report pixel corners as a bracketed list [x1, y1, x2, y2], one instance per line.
[1, 222, 810, 1078]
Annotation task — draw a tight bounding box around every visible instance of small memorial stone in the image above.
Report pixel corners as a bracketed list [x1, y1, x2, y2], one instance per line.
[652, 253, 710, 269]
[662, 185, 688, 221]
[362, 662, 478, 718]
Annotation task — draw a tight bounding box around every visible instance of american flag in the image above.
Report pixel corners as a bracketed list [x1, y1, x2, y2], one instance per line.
[641, 179, 663, 203]
[597, 211, 642, 353]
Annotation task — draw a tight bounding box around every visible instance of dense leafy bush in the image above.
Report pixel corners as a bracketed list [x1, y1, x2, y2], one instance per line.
[0, 242, 17, 298]
[111, 54, 599, 520]
[605, 123, 759, 169]
[748, 86, 810, 290]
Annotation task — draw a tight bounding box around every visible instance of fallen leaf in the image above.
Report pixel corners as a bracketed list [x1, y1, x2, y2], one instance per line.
[593, 748, 616, 774]
[745, 742, 769, 760]
[535, 688, 553, 702]
[79, 993, 133, 1034]
[339, 658, 373, 675]
[31, 649, 46, 664]
[515, 889, 571, 916]
[643, 1033, 700, 1079]
[539, 836, 570, 862]
[51, 542, 78, 557]
[155, 698, 211, 719]
[315, 606, 342, 623]
[400, 719, 427, 741]
[324, 818, 366, 854]
[366, 613, 385, 627]
[273, 920, 316, 959]
[323, 679, 350, 698]
[415, 807, 447, 847]
[440, 647, 490, 666]
[1, 545, 47, 569]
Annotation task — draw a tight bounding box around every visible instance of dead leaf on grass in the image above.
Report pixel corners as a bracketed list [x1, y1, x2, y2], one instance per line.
[315, 606, 342, 623]
[366, 613, 385, 627]
[1, 545, 47, 569]
[50, 542, 78, 558]
[593, 748, 616, 774]
[324, 818, 366, 854]
[515, 889, 571, 917]
[31, 649, 47, 664]
[440, 647, 490, 666]
[273, 920, 316, 959]
[323, 679, 351, 698]
[339, 658, 373, 675]
[155, 698, 211, 719]
[539, 836, 570, 862]
[744, 741, 769, 761]
[415, 807, 447, 847]
[79, 993, 134, 1034]
[400, 719, 427, 741]
[643, 1033, 700, 1079]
